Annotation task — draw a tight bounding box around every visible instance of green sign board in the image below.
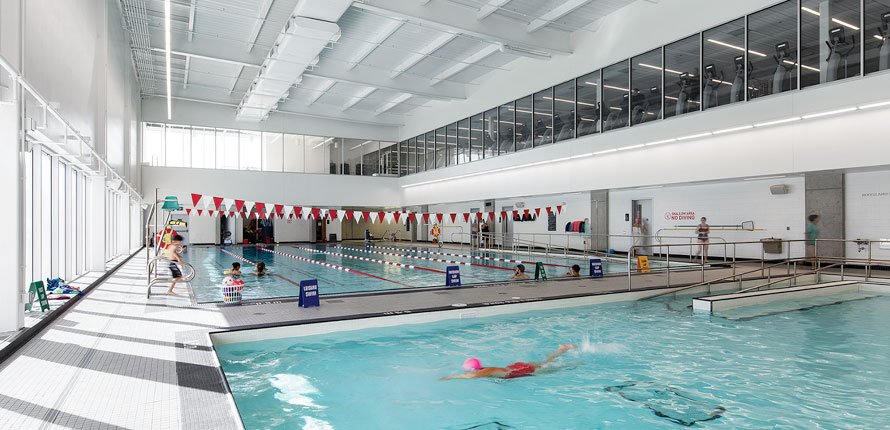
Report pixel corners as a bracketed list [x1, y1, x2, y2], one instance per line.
[27, 281, 50, 312]
[534, 262, 547, 280]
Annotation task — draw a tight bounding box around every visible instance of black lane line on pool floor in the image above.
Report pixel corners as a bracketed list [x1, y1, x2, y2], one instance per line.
[217, 247, 304, 288]
[294, 246, 495, 283]
[237, 246, 345, 289]
[257, 247, 413, 288]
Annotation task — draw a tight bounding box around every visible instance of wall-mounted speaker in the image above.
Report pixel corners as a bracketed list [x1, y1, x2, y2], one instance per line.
[769, 184, 789, 195]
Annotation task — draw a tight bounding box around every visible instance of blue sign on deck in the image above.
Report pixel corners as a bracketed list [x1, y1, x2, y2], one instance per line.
[446, 266, 461, 287]
[299, 279, 319, 308]
[589, 259, 604, 278]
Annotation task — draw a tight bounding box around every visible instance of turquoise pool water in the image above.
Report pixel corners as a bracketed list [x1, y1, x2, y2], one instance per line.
[216, 291, 890, 429]
[185, 244, 661, 303]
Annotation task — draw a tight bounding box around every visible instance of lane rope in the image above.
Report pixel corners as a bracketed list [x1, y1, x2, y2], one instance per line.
[256, 246, 412, 287]
[333, 245, 514, 271]
[340, 244, 572, 268]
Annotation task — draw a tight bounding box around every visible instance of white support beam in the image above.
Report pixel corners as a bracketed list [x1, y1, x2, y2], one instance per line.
[307, 79, 336, 105]
[390, 31, 457, 78]
[353, 0, 572, 55]
[375, 93, 411, 115]
[345, 18, 405, 70]
[477, 0, 512, 20]
[183, 56, 191, 88]
[228, 65, 244, 94]
[342, 87, 376, 111]
[430, 43, 500, 85]
[187, 0, 196, 42]
[526, 0, 591, 32]
[246, 0, 275, 53]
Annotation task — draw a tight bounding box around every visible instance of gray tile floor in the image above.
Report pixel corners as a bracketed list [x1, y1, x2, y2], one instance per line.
[0, 250, 777, 430]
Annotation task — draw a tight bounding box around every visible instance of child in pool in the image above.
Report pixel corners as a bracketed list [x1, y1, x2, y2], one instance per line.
[254, 261, 269, 275]
[224, 262, 241, 277]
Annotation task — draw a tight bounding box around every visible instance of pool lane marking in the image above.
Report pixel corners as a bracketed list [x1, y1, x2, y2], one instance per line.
[343, 244, 571, 268]
[256, 247, 412, 287]
[290, 246, 445, 273]
[217, 247, 302, 287]
[332, 246, 514, 271]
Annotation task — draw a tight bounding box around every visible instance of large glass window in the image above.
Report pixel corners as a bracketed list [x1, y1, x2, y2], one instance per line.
[328, 138, 343, 174]
[865, 1, 890, 74]
[262, 132, 283, 171]
[602, 60, 630, 131]
[498, 103, 514, 154]
[165, 125, 190, 167]
[191, 127, 215, 168]
[446, 122, 458, 166]
[664, 35, 701, 118]
[239, 131, 262, 171]
[304, 135, 326, 174]
[801, 0, 862, 88]
[552, 80, 575, 141]
[533, 88, 553, 146]
[458, 118, 471, 164]
[513, 96, 534, 150]
[380, 142, 398, 175]
[284, 134, 304, 173]
[435, 127, 446, 168]
[399, 140, 409, 176]
[631, 48, 663, 125]
[344, 138, 377, 175]
[143, 123, 164, 166]
[470, 114, 483, 160]
[417, 134, 428, 173]
[576, 71, 600, 136]
[748, 2, 798, 99]
[216, 129, 239, 170]
[483, 108, 498, 158]
[702, 19, 745, 110]
[425, 131, 436, 170]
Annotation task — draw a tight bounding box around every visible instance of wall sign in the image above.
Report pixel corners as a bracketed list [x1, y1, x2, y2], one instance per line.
[664, 211, 696, 221]
[446, 266, 461, 287]
[299, 279, 319, 308]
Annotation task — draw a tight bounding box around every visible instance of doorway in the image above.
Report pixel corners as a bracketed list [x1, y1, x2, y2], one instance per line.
[314, 219, 326, 243]
[501, 205, 513, 248]
[631, 199, 653, 255]
[244, 218, 275, 244]
[220, 215, 234, 245]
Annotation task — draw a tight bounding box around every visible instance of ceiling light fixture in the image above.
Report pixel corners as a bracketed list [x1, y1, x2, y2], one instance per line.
[800, 107, 857, 119]
[164, 0, 172, 120]
[707, 38, 767, 57]
[831, 18, 859, 31]
[743, 175, 786, 181]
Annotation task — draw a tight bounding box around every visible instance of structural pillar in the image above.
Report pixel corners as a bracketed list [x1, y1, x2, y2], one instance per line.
[87, 176, 107, 271]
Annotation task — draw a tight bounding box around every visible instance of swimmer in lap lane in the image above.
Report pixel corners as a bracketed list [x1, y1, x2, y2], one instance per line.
[439, 344, 577, 380]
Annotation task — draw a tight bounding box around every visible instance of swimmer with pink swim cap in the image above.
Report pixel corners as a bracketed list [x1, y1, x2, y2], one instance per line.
[440, 344, 577, 380]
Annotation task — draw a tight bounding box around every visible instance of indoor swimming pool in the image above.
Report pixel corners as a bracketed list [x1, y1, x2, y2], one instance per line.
[184, 244, 669, 303]
[215, 290, 890, 429]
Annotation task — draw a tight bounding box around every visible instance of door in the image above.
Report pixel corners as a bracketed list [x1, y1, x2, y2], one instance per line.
[315, 219, 326, 243]
[631, 199, 654, 255]
[502, 205, 513, 248]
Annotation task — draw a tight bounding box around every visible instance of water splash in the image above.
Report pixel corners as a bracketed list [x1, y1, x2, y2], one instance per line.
[580, 331, 628, 354]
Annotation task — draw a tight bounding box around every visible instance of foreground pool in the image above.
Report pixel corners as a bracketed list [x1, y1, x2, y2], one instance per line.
[215, 291, 890, 429]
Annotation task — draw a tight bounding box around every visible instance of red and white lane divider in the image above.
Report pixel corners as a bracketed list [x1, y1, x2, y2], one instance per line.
[333, 246, 513, 271]
[218, 247, 302, 286]
[291, 246, 444, 273]
[256, 247, 411, 287]
[341, 244, 571, 268]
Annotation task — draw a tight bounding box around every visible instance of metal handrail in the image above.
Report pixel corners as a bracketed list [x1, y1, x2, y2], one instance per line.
[640, 260, 803, 300]
[735, 263, 843, 294]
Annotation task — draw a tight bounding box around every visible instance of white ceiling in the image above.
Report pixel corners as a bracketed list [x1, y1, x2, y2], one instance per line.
[120, 0, 638, 126]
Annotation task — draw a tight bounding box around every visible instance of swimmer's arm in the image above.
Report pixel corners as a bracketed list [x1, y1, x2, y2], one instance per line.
[439, 367, 507, 380]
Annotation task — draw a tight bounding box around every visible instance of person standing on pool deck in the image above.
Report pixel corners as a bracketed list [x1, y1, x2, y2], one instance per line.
[806, 214, 820, 263]
[695, 217, 710, 262]
[165, 235, 185, 295]
[481, 221, 490, 248]
[440, 344, 577, 380]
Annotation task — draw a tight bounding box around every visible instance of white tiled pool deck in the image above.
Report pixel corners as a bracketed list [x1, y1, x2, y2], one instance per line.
[0, 251, 775, 429]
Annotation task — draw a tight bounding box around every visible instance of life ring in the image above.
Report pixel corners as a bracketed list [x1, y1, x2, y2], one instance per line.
[431, 224, 441, 238]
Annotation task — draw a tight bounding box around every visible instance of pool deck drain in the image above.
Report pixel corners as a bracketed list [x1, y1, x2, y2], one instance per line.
[0, 251, 777, 430]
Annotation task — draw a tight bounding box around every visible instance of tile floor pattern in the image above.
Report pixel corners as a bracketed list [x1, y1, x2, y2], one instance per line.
[0, 251, 779, 430]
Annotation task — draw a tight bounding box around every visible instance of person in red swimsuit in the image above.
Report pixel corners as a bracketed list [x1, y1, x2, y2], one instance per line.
[439, 344, 577, 380]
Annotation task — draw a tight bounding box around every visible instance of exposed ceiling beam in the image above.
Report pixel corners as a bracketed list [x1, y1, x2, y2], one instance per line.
[477, 0, 512, 20]
[307, 79, 336, 106]
[342, 87, 376, 111]
[148, 46, 466, 101]
[353, 0, 572, 55]
[183, 56, 190, 88]
[390, 31, 456, 78]
[246, 0, 275, 53]
[526, 0, 591, 32]
[228, 65, 244, 94]
[187, 0, 196, 42]
[345, 18, 405, 70]
[375, 93, 412, 115]
[430, 43, 499, 85]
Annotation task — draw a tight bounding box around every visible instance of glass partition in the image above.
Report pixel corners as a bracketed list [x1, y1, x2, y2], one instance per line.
[749, 2, 798, 99]
[416, 134, 426, 173]
[425, 131, 436, 170]
[398, 140, 408, 176]
[664, 35, 701, 118]
[344, 138, 376, 175]
[406, 138, 416, 175]
[381, 142, 397, 175]
[552, 80, 575, 141]
[191, 126, 215, 169]
[446, 122, 458, 166]
[304, 135, 326, 174]
[702, 18, 745, 110]
[864, 1, 890, 74]
[239, 131, 262, 171]
[458, 118, 471, 164]
[576, 71, 600, 136]
[631, 48, 663, 125]
[165, 125, 190, 167]
[326, 138, 342, 174]
[602, 60, 630, 131]
[143, 123, 164, 166]
[284, 134, 304, 173]
[483, 108, 498, 158]
[498, 102, 515, 153]
[514, 96, 534, 150]
[801, 0, 862, 88]
[470, 113, 484, 160]
[435, 128, 446, 168]
[533, 87, 553, 145]
[262, 132, 283, 172]
[216, 129, 239, 170]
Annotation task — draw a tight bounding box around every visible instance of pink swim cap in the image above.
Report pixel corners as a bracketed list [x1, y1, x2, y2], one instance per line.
[462, 358, 482, 371]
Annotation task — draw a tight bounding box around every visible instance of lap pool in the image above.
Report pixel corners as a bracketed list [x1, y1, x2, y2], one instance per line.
[184, 243, 676, 303]
[213, 289, 890, 429]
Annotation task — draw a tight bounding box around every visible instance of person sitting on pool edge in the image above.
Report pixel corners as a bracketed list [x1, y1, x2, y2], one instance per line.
[224, 262, 241, 277]
[254, 261, 269, 275]
[440, 344, 577, 380]
[512, 264, 530, 280]
[566, 264, 581, 277]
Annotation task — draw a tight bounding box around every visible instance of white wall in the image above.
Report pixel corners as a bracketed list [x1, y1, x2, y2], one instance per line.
[609, 178, 806, 259]
[845, 171, 890, 260]
[273, 218, 314, 243]
[188, 215, 219, 245]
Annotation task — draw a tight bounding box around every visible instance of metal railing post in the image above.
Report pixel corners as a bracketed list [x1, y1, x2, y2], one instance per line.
[628, 246, 633, 291]
[666, 251, 671, 288]
[867, 240, 872, 281]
